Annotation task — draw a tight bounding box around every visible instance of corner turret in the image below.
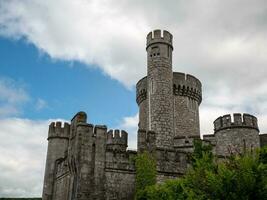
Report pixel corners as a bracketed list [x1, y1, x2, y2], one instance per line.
[213, 113, 260, 156]
[42, 121, 70, 200]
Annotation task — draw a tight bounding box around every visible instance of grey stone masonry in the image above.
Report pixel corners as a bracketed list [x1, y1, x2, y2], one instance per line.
[42, 121, 70, 200]
[260, 134, 267, 147]
[42, 30, 267, 200]
[213, 113, 260, 157]
[147, 30, 174, 149]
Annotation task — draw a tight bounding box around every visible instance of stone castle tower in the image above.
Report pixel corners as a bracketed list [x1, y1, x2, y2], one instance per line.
[42, 30, 267, 200]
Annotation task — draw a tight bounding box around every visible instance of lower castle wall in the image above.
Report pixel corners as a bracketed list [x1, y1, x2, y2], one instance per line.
[104, 150, 136, 200]
[105, 169, 136, 200]
[53, 173, 70, 200]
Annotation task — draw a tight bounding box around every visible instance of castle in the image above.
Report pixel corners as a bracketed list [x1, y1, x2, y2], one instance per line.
[42, 30, 267, 200]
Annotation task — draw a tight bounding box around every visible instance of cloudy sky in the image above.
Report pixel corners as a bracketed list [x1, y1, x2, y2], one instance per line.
[0, 0, 267, 197]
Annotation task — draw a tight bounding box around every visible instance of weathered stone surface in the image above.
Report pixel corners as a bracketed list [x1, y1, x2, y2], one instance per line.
[42, 30, 265, 200]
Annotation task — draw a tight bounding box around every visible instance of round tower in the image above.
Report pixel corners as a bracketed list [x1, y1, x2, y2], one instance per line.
[214, 113, 260, 156]
[42, 121, 70, 200]
[146, 29, 174, 148]
[173, 72, 202, 148]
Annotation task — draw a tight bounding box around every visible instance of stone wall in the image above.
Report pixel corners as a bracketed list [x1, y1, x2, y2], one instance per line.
[260, 134, 267, 147]
[105, 150, 136, 200]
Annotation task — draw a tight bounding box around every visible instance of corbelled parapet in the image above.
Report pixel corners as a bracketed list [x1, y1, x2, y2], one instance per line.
[146, 29, 173, 50]
[136, 72, 202, 105]
[214, 113, 259, 133]
[173, 72, 202, 104]
[136, 77, 147, 105]
[48, 121, 70, 140]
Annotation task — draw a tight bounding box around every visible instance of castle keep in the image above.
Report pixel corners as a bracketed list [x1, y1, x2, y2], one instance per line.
[42, 30, 267, 200]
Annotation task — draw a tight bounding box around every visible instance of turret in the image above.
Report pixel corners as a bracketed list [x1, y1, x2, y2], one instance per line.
[42, 121, 70, 200]
[146, 29, 174, 148]
[213, 113, 260, 156]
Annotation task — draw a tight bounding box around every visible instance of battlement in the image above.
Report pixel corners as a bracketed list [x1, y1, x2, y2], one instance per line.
[107, 129, 128, 146]
[214, 113, 259, 133]
[146, 30, 173, 49]
[173, 72, 202, 104]
[48, 121, 70, 140]
[136, 76, 147, 105]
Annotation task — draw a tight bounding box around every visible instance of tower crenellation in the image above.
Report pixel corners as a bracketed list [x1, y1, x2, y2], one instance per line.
[48, 121, 70, 140]
[146, 30, 173, 50]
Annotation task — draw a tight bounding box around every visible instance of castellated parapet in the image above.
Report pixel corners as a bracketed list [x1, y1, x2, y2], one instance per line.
[214, 113, 259, 133]
[146, 30, 173, 50]
[48, 122, 70, 140]
[107, 129, 128, 151]
[43, 30, 267, 200]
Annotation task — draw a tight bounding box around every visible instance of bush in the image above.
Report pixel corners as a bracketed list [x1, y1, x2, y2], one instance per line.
[136, 141, 267, 200]
[135, 151, 156, 199]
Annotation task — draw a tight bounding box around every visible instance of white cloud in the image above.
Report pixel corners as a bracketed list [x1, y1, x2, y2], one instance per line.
[0, 118, 48, 197]
[0, 117, 66, 197]
[0, 0, 267, 121]
[0, 77, 29, 117]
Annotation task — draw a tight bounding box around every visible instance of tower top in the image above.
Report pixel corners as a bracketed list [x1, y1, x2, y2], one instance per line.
[146, 29, 173, 50]
[214, 113, 259, 133]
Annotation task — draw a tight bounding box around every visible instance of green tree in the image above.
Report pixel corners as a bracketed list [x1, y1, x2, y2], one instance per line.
[136, 140, 267, 200]
[135, 151, 157, 200]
